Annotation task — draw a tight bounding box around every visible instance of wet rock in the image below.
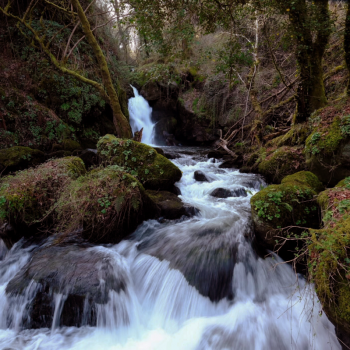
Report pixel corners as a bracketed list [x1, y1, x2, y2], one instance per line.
[172, 185, 182, 195]
[164, 151, 181, 160]
[0, 146, 45, 175]
[153, 147, 165, 156]
[0, 223, 19, 250]
[154, 118, 178, 145]
[219, 160, 238, 169]
[140, 81, 161, 101]
[210, 188, 247, 198]
[146, 190, 197, 220]
[207, 150, 227, 159]
[194, 170, 209, 182]
[6, 244, 129, 328]
[47, 150, 72, 159]
[77, 149, 100, 168]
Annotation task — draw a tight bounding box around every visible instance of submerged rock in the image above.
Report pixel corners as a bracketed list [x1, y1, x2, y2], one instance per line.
[0, 146, 45, 175]
[210, 188, 247, 198]
[207, 150, 227, 159]
[146, 190, 197, 220]
[6, 244, 130, 328]
[194, 170, 209, 182]
[97, 135, 182, 191]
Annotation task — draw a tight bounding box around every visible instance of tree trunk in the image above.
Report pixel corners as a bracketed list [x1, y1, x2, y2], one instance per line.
[286, 0, 330, 123]
[71, 0, 132, 138]
[345, 3, 350, 94]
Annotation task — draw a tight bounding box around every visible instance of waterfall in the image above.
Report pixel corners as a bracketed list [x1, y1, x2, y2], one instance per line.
[128, 85, 155, 145]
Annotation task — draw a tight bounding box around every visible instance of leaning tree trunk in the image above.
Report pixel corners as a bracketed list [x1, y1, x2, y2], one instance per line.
[345, 3, 350, 94]
[71, 0, 132, 138]
[286, 0, 330, 123]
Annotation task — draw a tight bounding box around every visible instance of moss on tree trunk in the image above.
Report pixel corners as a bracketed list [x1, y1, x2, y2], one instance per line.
[71, 0, 132, 139]
[282, 0, 331, 123]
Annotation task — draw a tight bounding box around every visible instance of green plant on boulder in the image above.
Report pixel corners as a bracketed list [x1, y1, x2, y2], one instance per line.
[55, 166, 157, 243]
[258, 146, 305, 183]
[0, 146, 46, 175]
[251, 171, 322, 252]
[0, 157, 86, 240]
[97, 135, 182, 190]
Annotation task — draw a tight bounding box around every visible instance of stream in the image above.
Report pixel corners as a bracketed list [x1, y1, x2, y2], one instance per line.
[0, 90, 342, 349]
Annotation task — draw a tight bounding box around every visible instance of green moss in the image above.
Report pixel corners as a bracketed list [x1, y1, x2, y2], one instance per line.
[335, 177, 350, 189]
[61, 139, 82, 152]
[309, 217, 350, 331]
[251, 182, 318, 230]
[258, 146, 305, 183]
[0, 146, 45, 169]
[55, 166, 154, 243]
[97, 135, 182, 190]
[268, 123, 311, 148]
[281, 171, 324, 193]
[0, 157, 86, 231]
[306, 117, 344, 156]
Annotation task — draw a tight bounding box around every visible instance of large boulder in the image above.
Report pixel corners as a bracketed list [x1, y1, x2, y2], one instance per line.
[251, 171, 323, 255]
[6, 243, 130, 328]
[0, 146, 45, 175]
[309, 179, 350, 345]
[55, 167, 157, 243]
[0, 157, 86, 243]
[97, 135, 182, 191]
[305, 99, 350, 186]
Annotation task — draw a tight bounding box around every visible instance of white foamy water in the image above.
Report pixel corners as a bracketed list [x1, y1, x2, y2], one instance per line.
[128, 85, 155, 145]
[0, 148, 341, 350]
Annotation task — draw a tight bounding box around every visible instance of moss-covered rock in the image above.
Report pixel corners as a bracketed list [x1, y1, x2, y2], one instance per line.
[309, 210, 350, 335]
[251, 171, 321, 253]
[0, 157, 86, 242]
[0, 146, 45, 174]
[97, 135, 182, 191]
[311, 178, 350, 332]
[55, 166, 157, 243]
[305, 98, 350, 186]
[281, 171, 324, 193]
[258, 146, 305, 183]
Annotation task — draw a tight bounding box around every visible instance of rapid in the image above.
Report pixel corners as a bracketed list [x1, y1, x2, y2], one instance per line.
[0, 89, 341, 350]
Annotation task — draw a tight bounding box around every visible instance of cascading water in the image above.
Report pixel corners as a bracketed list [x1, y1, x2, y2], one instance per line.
[128, 86, 155, 145]
[0, 148, 342, 350]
